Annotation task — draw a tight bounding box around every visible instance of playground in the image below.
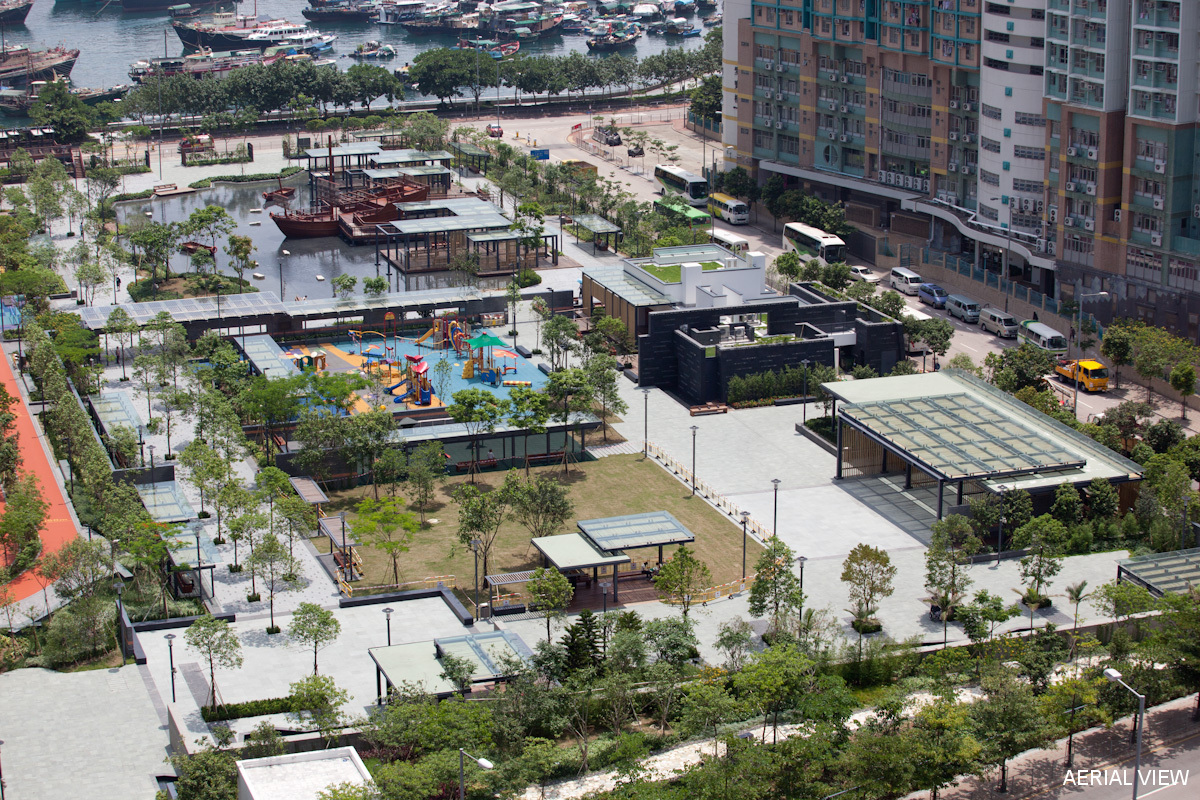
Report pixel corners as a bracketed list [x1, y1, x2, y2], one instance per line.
[279, 317, 548, 414]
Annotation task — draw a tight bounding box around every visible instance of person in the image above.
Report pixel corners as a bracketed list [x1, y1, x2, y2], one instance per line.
[487, 448, 495, 461]
[933, 354, 940, 372]
[115, 276, 121, 290]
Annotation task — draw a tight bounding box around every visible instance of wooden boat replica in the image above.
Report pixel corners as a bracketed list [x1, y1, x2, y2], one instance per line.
[262, 177, 296, 204]
[270, 177, 429, 239]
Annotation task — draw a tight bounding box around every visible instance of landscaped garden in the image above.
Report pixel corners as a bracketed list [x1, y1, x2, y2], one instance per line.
[639, 261, 724, 284]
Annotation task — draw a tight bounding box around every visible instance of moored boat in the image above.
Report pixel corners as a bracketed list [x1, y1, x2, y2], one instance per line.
[0, 79, 131, 116]
[301, 3, 377, 23]
[0, 45, 80, 86]
[130, 47, 284, 83]
[702, 12, 720, 25]
[0, 0, 33, 25]
[347, 39, 395, 58]
[377, 0, 426, 23]
[173, 14, 310, 51]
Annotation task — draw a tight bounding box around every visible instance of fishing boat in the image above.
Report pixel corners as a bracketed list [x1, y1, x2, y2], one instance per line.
[400, 9, 485, 36]
[631, 3, 659, 19]
[455, 38, 520, 58]
[702, 12, 720, 25]
[0, 80, 131, 116]
[376, 0, 427, 23]
[586, 21, 641, 50]
[129, 48, 283, 83]
[489, 1, 564, 38]
[301, 3, 378, 23]
[347, 40, 396, 58]
[0, 46, 80, 87]
[673, 0, 695, 13]
[281, 30, 337, 52]
[559, 14, 587, 32]
[173, 15, 310, 51]
[0, 0, 33, 25]
[262, 177, 296, 205]
[663, 16, 695, 34]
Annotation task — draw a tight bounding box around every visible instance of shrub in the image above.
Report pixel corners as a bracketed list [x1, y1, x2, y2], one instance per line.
[200, 696, 294, 722]
[517, 268, 542, 287]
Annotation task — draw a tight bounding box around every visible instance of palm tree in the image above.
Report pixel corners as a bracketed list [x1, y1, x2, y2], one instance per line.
[1065, 580, 1089, 660]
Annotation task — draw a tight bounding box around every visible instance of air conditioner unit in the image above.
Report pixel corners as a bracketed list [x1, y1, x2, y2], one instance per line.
[1193, 203, 1200, 218]
[777, 121, 785, 129]
[1084, 218, 1095, 231]
[878, 170, 887, 182]
[827, 130, 836, 138]
[1067, 147, 1078, 157]
[1086, 183, 1097, 196]
[1064, 217, 1075, 227]
[1037, 238, 1048, 253]
[950, 100, 959, 109]
[1049, 208, 1058, 222]
[1152, 233, 1163, 245]
[906, 175, 915, 188]
[840, 134, 849, 142]
[961, 134, 974, 144]
[885, 172, 895, 185]
[922, 178, 931, 191]
[961, 165, 974, 175]
[948, 163, 958, 172]
[1035, 200, 1044, 213]
[840, 105, 849, 112]
[1087, 148, 1098, 160]
[949, 131, 958, 141]
[1066, 181, 1077, 192]
[1155, 160, 1167, 173]
[828, 72, 838, 81]
[1154, 197, 1165, 210]
[725, 147, 736, 159]
[776, 63, 785, 72]
[1114, 208, 1122, 222]
[840, 75, 849, 83]
[827, 101, 837, 110]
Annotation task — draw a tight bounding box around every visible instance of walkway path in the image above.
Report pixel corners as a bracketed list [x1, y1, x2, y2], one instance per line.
[0, 344, 80, 604]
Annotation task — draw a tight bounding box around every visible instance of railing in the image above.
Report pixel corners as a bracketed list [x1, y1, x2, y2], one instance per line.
[338, 574, 456, 598]
[645, 441, 773, 543]
[662, 574, 758, 606]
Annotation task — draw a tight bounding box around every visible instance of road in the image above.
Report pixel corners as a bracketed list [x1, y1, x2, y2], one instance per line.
[1050, 729, 1200, 800]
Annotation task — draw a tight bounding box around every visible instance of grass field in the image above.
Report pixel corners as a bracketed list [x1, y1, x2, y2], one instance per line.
[639, 261, 724, 283]
[320, 454, 763, 595]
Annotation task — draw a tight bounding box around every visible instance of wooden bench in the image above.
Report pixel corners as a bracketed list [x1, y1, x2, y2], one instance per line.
[690, 403, 729, 417]
[453, 458, 498, 473]
[272, 433, 288, 452]
[526, 451, 564, 467]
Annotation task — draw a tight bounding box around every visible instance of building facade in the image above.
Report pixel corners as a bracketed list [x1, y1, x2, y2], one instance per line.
[723, 0, 1200, 341]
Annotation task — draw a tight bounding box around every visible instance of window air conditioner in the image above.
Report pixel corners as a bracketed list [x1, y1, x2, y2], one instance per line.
[1064, 217, 1075, 227]
[1153, 197, 1165, 210]
[949, 131, 958, 140]
[950, 100, 959, 109]
[1067, 147, 1078, 157]
[1087, 148, 1098, 159]
[1114, 208, 1122, 221]
[1154, 160, 1166, 173]
[1151, 233, 1163, 245]
[1084, 218, 1095, 231]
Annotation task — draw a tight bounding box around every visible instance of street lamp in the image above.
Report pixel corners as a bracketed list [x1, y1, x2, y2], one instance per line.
[740, 510, 750, 579]
[642, 387, 651, 456]
[164, 633, 177, 702]
[113, 578, 126, 665]
[138, 424, 145, 466]
[771, 478, 781, 536]
[796, 556, 808, 617]
[383, 607, 394, 646]
[458, 749, 494, 800]
[801, 358, 811, 425]
[469, 539, 481, 614]
[1104, 667, 1145, 800]
[690, 425, 699, 496]
[1070, 291, 1110, 414]
[599, 581, 610, 615]
[340, 511, 350, 584]
[280, 249, 290, 299]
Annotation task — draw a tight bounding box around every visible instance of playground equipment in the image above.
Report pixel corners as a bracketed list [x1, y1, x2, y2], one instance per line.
[350, 330, 392, 360]
[503, 380, 532, 387]
[462, 333, 517, 386]
[283, 348, 327, 371]
[386, 354, 433, 405]
[416, 317, 469, 355]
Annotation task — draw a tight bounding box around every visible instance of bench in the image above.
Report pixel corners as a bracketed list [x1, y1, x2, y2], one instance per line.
[154, 183, 177, 193]
[272, 433, 287, 452]
[690, 403, 729, 417]
[453, 458, 498, 473]
[526, 451, 564, 467]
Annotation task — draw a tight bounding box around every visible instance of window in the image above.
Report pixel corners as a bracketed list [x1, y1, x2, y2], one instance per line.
[981, 104, 1002, 120]
[980, 137, 1002, 153]
[980, 169, 1000, 186]
[1013, 145, 1046, 160]
[1133, 213, 1162, 234]
[1014, 112, 1045, 126]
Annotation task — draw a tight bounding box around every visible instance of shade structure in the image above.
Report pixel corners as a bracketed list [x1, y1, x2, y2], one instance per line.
[466, 333, 507, 349]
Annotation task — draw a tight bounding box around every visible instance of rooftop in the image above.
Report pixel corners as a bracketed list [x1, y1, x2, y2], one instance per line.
[582, 265, 674, 307]
[236, 748, 372, 800]
[303, 142, 382, 159]
[1118, 547, 1200, 597]
[378, 198, 512, 237]
[532, 532, 631, 571]
[577, 511, 696, 552]
[369, 630, 532, 696]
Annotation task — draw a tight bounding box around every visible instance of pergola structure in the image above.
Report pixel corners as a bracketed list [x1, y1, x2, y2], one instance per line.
[449, 140, 492, 174]
[1118, 547, 1200, 597]
[368, 629, 531, 701]
[570, 214, 622, 256]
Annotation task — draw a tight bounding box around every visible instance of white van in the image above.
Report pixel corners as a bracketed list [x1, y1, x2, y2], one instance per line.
[709, 229, 750, 255]
[890, 267, 923, 295]
[979, 307, 1019, 338]
[945, 294, 980, 323]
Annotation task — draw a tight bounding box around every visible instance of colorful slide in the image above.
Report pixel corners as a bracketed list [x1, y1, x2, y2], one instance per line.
[415, 327, 436, 345]
[393, 387, 416, 403]
[385, 380, 407, 394]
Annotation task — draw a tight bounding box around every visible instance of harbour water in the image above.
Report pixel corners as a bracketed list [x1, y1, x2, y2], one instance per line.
[3, 0, 709, 90]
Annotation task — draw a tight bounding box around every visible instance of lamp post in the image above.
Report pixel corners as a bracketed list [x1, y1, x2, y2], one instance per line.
[340, 511, 350, 583]
[165, 633, 177, 702]
[470, 539, 481, 614]
[801, 358, 811, 425]
[771, 478, 781, 536]
[148, 444, 156, 476]
[599, 581, 610, 615]
[280, 249, 289, 299]
[690, 425, 699, 496]
[138, 424, 145, 466]
[459, 749, 494, 800]
[1071, 291, 1110, 414]
[383, 607, 394, 646]
[1104, 667, 1145, 800]
[642, 387, 651, 456]
[740, 510, 750, 579]
[113, 578, 126, 665]
[796, 555, 807, 617]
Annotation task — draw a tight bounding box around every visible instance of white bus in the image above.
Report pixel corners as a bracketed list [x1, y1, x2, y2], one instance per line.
[653, 164, 709, 206]
[709, 229, 750, 255]
[707, 192, 749, 224]
[782, 222, 847, 263]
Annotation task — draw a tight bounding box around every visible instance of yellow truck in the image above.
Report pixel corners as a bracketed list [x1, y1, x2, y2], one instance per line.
[1053, 359, 1110, 392]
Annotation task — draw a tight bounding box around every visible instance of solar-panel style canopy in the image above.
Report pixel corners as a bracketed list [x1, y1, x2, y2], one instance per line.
[577, 511, 696, 553]
[1118, 547, 1200, 597]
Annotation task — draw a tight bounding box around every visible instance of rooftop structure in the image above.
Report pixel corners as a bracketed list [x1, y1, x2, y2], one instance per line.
[1118, 547, 1200, 598]
[823, 370, 1143, 517]
[236, 748, 372, 800]
[577, 511, 695, 553]
[368, 630, 532, 699]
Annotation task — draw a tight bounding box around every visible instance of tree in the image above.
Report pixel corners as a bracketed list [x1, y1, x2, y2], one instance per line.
[714, 617, 755, 672]
[971, 665, 1057, 792]
[840, 543, 896, 631]
[105, 307, 137, 381]
[526, 566, 573, 643]
[290, 673, 350, 746]
[247, 533, 300, 633]
[1050, 481, 1082, 525]
[405, 441, 446, 522]
[748, 537, 803, 633]
[288, 602, 342, 675]
[350, 496, 418, 586]
[0, 470, 47, 573]
[653, 545, 712, 617]
[736, 644, 814, 743]
[446, 388, 509, 475]
[506, 387, 551, 475]
[642, 615, 698, 667]
[910, 695, 982, 800]
[454, 479, 511, 599]
[586, 355, 628, 442]
[983, 343, 1055, 394]
[1101, 321, 1137, 389]
[1151, 585, 1200, 719]
[508, 474, 574, 539]
[925, 514, 983, 642]
[1170, 361, 1196, 419]
[541, 314, 578, 371]
[184, 615, 244, 709]
[679, 680, 738, 754]
[223, 235, 255, 292]
[1013, 514, 1067, 606]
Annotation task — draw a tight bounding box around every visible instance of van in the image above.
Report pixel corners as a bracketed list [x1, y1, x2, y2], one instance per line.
[945, 294, 980, 323]
[1019, 320, 1070, 354]
[979, 307, 1019, 338]
[890, 267, 922, 295]
[917, 283, 948, 308]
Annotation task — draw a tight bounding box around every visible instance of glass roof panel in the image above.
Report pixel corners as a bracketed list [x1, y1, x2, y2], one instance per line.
[137, 482, 196, 523]
[571, 214, 622, 234]
[583, 265, 674, 306]
[1119, 547, 1200, 597]
[578, 511, 695, 552]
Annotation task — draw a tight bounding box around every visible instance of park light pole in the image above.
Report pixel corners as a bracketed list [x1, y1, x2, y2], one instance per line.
[642, 387, 651, 456]
[470, 539, 481, 613]
[771, 478, 781, 536]
[740, 510, 750, 579]
[164, 633, 177, 702]
[383, 607, 394, 646]
[801, 358, 811, 425]
[138, 424, 145, 466]
[113, 578, 126, 665]
[796, 555, 807, 617]
[1071, 291, 1110, 414]
[280, 249, 289, 299]
[690, 425, 699, 495]
[459, 749, 494, 800]
[1104, 668, 1145, 800]
[148, 444, 156, 476]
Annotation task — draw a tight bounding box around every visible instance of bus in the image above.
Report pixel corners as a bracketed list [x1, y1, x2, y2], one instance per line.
[654, 164, 709, 206]
[1019, 320, 1070, 354]
[782, 222, 847, 264]
[707, 192, 749, 225]
[709, 229, 750, 255]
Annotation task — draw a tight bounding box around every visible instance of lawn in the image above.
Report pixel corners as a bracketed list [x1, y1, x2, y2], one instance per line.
[640, 261, 725, 283]
[320, 454, 762, 598]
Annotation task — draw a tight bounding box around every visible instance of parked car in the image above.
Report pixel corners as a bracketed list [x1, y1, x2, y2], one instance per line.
[917, 283, 948, 308]
[486, 123, 503, 138]
[849, 265, 879, 284]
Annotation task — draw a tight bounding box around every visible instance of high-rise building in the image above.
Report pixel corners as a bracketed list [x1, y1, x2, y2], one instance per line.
[722, 0, 1200, 340]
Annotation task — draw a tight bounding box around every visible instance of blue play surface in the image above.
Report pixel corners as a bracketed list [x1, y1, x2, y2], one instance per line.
[331, 329, 548, 403]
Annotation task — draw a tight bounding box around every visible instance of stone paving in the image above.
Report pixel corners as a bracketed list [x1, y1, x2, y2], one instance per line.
[0, 666, 170, 800]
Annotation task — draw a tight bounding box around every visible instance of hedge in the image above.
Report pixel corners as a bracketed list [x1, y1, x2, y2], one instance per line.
[111, 189, 154, 203]
[200, 696, 294, 723]
[188, 165, 303, 190]
[725, 362, 837, 405]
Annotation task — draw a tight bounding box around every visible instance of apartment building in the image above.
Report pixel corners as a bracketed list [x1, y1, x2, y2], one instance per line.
[722, 0, 1200, 340]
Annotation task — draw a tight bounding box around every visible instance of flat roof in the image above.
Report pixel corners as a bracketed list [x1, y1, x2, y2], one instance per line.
[578, 511, 695, 552]
[241, 334, 301, 377]
[449, 140, 492, 158]
[369, 630, 531, 696]
[78, 292, 289, 329]
[379, 197, 512, 237]
[304, 142, 382, 158]
[236, 748, 372, 800]
[90, 390, 142, 436]
[1118, 547, 1200, 597]
[532, 532, 630, 570]
[136, 481, 196, 523]
[582, 265, 674, 307]
[399, 165, 452, 176]
[825, 370, 1143, 489]
[288, 476, 329, 505]
[572, 213, 621, 235]
[467, 230, 522, 243]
